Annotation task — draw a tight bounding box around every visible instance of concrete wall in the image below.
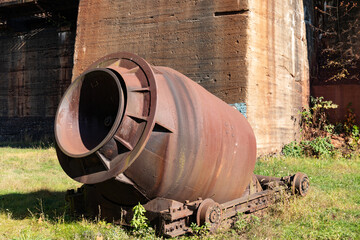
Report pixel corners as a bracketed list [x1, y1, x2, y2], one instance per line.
[73, 0, 309, 155]
[73, 0, 250, 104]
[246, 0, 309, 154]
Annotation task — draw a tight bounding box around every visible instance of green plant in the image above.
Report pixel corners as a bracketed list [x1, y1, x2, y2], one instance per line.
[283, 137, 334, 158]
[324, 124, 335, 134]
[344, 103, 357, 135]
[234, 214, 247, 233]
[190, 222, 210, 235]
[233, 213, 260, 234]
[130, 203, 157, 238]
[282, 141, 304, 157]
[352, 125, 359, 139]
[300, 96, 338, 139]
[130, 203, 148, 230]
[301, 137, 334, 158]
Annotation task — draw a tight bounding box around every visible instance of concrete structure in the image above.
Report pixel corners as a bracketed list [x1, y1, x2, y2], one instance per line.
[0, 0, 310, 155]
[246, 1, 309, 153]
[73, 0, 309, 154]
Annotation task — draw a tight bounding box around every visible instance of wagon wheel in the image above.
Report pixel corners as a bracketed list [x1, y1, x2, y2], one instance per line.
[196, 198, 222, 232]
[291, 172, 310, 197]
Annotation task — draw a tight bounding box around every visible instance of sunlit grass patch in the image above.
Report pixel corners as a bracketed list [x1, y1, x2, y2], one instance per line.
[0, 147, 81, 194]
[0, 213, 131, 240]
[251, 155, 360, 239]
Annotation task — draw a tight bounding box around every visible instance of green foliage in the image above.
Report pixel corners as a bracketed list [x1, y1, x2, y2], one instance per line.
[301, 137, 334, 157]
[344, 103, 357, 136]
[300, 96, 338, 140]
[311, 96, 338, 111]
[189, 222, 209, 236]
[300, 97, 338, 130]
[282, 141, 304, 158]
[297, 96, 360, 156]
[352, 125, 359, 141]
[130, 203, 148, 230]
[233, 213, 260, 234]
[234, 214, 247, 233]
[324, 124, 335, 134]
[129, 203, 157, 238]
[282, 137, 334, 158]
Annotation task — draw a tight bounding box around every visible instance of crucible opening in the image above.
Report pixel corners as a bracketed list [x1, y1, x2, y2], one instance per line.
[55, 68, 125, 157]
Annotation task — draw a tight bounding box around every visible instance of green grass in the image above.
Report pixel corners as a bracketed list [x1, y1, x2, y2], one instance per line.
[0, 147, 359, 239]
[249, 155, 360, 239]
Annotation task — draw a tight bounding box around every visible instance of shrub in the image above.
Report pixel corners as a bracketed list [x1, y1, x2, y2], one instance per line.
[301, 137, 334, 157]
[282, 141, 304, 158]
[282, 137, 334, 158]
[300, 96, 338, 139]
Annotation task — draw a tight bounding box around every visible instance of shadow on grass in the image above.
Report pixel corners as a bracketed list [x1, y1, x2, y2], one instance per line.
[0, 190, 69, 220]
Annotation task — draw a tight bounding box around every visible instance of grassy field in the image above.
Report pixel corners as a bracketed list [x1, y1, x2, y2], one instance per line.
[0, 147, 359, 239]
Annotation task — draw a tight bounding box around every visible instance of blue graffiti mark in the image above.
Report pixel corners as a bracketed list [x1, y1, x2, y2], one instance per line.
[230, 102, 247, 118]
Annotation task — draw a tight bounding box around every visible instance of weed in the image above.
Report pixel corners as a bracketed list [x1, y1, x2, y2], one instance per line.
[324, 124, 335, 134]
[300, 96, 338, 139]
[294, 96, 360, 157]
[233, 213, 261, 236]
[190, 222, 210, 236]
[130, 202, 148, 230]
[344, 103, 358, 136]
[301, 137, 334, 157]
[233, 213, 248, 233]
[130, 202, 157, 238]
[282, 137, 334, 158]
[233, 217, 247, 233]
[352, 125, 359, 141]
[282, 141, 304, 158]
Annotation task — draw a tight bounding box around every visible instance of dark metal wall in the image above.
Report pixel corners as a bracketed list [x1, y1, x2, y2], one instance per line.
[0, 0, 78, 142]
